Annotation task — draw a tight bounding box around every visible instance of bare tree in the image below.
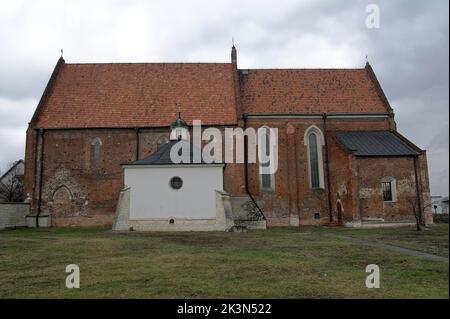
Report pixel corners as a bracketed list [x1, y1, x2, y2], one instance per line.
[407, 196, 422, 231]
[0, 161, 24, 202]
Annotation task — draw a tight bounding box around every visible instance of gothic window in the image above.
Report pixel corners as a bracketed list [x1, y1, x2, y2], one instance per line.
[259, 126, 275, 191]
[304, 126, 325, 189]
[91, 138, 102, 163]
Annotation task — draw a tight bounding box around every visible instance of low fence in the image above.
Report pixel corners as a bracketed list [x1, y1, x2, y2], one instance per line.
[0, 202, 30, 229]
[433, 214, 449, 224]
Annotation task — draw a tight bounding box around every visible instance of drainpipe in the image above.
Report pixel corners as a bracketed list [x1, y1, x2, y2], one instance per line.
[322, 113, 333, 223]
[413, 155, 424, 225]
[243, 113, 266, 220]
[36, 128, 45, 228]
[135, 127, 140, 160]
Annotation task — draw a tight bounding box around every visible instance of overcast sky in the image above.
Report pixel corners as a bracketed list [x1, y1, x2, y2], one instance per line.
[0, 0, 448, 196]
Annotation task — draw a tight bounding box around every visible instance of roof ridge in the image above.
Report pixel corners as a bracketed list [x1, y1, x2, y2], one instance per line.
[0, 160, 24, 181]
[66, 62, 232, 66]
[240, 68, 365, 71]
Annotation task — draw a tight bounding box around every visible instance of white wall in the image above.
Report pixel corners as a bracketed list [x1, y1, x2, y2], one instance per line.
[0, 203, 29, 229]
[124, 165, 223, 220]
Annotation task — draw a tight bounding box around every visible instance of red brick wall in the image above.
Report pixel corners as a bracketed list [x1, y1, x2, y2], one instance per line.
[38, 129, 136, 226]
[244, 117, 393, 227]
[23, 117, 430, 227]
[327, 134, 360, 225]
[24, 127, 249, 227]
[356, 157, 419, 221]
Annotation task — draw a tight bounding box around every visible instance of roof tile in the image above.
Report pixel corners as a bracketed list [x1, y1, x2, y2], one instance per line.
[35, 63, 238, 128]
[240, 69, 389, 114]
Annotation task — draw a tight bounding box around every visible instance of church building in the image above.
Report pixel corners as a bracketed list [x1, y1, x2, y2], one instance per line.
[23, 46, 432, 229]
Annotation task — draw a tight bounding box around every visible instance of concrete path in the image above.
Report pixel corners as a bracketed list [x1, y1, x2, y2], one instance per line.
[323, 233, 449, 263]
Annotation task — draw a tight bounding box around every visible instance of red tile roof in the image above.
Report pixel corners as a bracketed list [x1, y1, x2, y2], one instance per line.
[34, 62, 238, 128]
[239, 68, 390, 114]
[32, 59, 391, 129]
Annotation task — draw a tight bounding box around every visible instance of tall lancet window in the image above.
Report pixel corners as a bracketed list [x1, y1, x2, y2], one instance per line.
[309, 133, 320, 188]
[259, 126, 275, 191]
[304, 126, 325, 189]
[91, 138, 102, 164]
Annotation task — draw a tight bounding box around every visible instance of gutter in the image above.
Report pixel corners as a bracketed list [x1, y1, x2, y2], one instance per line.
[33, 123, 240, 131]
[245, 112, 390, 119]
[242, 113, 266, 221]
[135, 127, 140, 160]
[322, 113, 334, 223]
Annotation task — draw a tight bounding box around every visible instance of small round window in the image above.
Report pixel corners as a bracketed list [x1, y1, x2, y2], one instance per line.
[170, 176, 183, 190]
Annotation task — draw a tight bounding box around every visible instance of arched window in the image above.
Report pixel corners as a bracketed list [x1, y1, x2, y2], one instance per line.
[259, 126, 275, 191]
[304, 126, 325, 189]
[381, 176, 397, 202]
[157, 136, 169, 150]
[91, 138, 102, 163]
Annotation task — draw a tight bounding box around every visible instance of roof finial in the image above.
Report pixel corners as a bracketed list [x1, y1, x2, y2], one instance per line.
[365, 54, 369, 64]
[176, 103, 181, 119]
[61, 48, 64, 58]
[232, 36, 235, 47]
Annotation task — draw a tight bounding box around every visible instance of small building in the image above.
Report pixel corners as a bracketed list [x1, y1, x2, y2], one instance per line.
[114, 117, 234, 231]
[0, 160, 24, 203]
[430, 196, 449, 215]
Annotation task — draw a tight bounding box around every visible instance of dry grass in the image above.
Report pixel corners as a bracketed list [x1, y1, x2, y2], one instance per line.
[0, 225, 448, 298]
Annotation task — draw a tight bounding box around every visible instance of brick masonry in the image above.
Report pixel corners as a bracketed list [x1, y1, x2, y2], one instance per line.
[23, 50, 432, 228]
[23, 115, 432, 228]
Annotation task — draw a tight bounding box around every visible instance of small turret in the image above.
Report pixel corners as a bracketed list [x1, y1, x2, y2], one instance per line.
[170, 112, 189, 141]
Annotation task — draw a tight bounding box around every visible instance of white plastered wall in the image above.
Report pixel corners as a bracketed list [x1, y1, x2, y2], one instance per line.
[124, 165, 223, 220]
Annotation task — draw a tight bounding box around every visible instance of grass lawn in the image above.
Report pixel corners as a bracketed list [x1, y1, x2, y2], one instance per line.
[0, 224, 448, 299]
[316, 224, 449, 258]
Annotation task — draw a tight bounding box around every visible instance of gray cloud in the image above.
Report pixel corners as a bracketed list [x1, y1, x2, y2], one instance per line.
[0, 0, 448, 195]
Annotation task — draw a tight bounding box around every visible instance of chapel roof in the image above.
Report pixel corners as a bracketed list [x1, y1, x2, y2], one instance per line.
[335, 131, 419, 157]
[128, 140, 224, 166]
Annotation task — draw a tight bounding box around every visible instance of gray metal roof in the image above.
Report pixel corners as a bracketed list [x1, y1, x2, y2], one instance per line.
[335, 131, 419, 156]
[129, 140, 223, 165]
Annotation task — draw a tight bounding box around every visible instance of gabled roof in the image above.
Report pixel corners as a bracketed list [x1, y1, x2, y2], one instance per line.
[127, 140, 223, 166]
[33, 62, 238, 128]
[335, 131, 419, 156]
[0, 160, 24, 182]
[240, 66, 390, 114]
[30, 51, 393, 129]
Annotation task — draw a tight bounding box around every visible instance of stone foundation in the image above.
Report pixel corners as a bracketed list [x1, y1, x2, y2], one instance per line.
[113, 189, 235, 231]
